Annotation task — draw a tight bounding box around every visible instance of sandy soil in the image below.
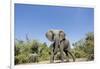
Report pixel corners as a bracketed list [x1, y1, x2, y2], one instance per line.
[14, 58, 94, 69]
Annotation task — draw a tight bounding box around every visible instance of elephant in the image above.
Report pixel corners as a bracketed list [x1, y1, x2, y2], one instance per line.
[45, 30, 75, 63]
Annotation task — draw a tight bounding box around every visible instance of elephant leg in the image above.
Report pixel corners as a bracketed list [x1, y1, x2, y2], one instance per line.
[60, 49, 64, 62]
[50, 44, 54, 63]
[50, 51, 54, 63]
[64, 50, 69, 62]
[59, 44, 64, 62]
[50, 49, 58, 63]
[67, 51, 75, 62]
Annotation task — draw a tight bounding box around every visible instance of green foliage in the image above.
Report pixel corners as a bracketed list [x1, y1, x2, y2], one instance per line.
[15, 39, 50, 65]
[38, 43, 50, 61]
[28, 54, 39, 63]
[29, 40, 39, 54]
[72, 32, 94, 60]
[15, 32, 94, 64]
[15, 53, 30, 64]
[84, 32, 94, 60]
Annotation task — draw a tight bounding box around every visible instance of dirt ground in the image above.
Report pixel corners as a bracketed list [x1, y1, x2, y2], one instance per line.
[15, 58, 87, 65]
[14, 58, 94, 69]
[38, 58, 87, 64]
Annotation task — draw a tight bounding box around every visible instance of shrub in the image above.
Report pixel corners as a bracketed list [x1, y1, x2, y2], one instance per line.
[28, 54, 39, 63]
[15, 54, 29, 64]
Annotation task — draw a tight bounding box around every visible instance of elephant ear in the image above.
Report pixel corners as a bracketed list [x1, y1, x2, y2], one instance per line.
[46, 30, 54, 42]
[59, 30, 65, 41]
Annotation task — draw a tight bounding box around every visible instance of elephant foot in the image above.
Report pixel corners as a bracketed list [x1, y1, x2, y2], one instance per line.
[61, 60, 64, 63]
[65, 58, 69, 62]
[73, 59, 75, 62]
[50, 60, 54, 63]
[66, 60, 69, 62]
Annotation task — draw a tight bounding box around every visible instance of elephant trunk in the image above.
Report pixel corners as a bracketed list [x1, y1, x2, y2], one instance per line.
[54, 38, 60, 55]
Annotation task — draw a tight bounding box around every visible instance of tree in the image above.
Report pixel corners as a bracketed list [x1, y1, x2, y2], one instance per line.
[84, 32, 94, 60]
[72, 32, 94, 60]
[30, 41, 39, 54]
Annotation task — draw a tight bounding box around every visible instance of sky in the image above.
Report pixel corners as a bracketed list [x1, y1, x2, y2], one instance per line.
[15, 4, 94, 45]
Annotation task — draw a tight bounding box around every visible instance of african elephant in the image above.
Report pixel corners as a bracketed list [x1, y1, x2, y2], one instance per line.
[45, 30, 75, 63]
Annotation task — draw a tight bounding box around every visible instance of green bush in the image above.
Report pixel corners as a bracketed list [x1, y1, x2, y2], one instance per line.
[15, 54, 29, 64]
[74, 51, 87, 58]
[72, 32, 94, 60]
[28, 54, 39, 63]
[15, 32, 94, 64]
[15, 56, 20, 65]
[15, 39, 50, 64]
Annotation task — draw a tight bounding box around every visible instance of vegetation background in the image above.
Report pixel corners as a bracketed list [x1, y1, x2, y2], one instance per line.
[15, 32, 94, 65]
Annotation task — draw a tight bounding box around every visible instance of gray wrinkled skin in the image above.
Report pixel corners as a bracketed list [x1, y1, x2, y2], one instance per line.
[46, 29, 75, 63]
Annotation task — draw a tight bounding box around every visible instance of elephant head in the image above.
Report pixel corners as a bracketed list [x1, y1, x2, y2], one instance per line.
[46, 30, 65, 42]
[46, 30, 66, 54]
